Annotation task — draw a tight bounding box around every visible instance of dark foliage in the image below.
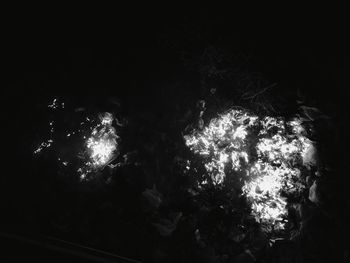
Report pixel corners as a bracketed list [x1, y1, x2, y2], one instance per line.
[2, 11, 348, 263]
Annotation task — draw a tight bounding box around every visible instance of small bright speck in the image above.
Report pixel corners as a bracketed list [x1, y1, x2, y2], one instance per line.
[34, 139, 54, 154]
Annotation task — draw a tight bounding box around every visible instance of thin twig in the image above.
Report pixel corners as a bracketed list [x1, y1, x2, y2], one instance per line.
[243, 83, 277, 100]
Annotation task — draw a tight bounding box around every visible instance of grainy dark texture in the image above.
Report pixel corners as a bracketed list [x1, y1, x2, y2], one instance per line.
[2, 9, 348, 263]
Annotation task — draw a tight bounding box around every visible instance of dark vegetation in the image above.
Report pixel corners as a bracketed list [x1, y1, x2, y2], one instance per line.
[2, 10, 349, 262]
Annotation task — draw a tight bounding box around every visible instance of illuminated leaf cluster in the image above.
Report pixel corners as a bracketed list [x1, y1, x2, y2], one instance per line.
[185, 109, 314, 230]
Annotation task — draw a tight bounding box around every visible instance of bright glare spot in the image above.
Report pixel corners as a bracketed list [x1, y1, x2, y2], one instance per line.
[243, 162, 300, 229]
[87, 136, 116, 167]
[184, 108, 315, 231]
[77, 112, 118, 179]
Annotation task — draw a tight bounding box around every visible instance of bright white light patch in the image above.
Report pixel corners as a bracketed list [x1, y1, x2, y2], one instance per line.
[184, 108, 314, 231]
[78, 113, 118, 178]
[185, 109, 258, 184]
[34, 101, 119, 180]
[87, 132, 116, 167]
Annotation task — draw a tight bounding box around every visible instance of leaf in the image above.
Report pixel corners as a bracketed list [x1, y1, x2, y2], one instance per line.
[152, 212, 182, 237]
[300, 106, 330, 121]
[142, 184, 162, 209]
[309, 181, 320, 205]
